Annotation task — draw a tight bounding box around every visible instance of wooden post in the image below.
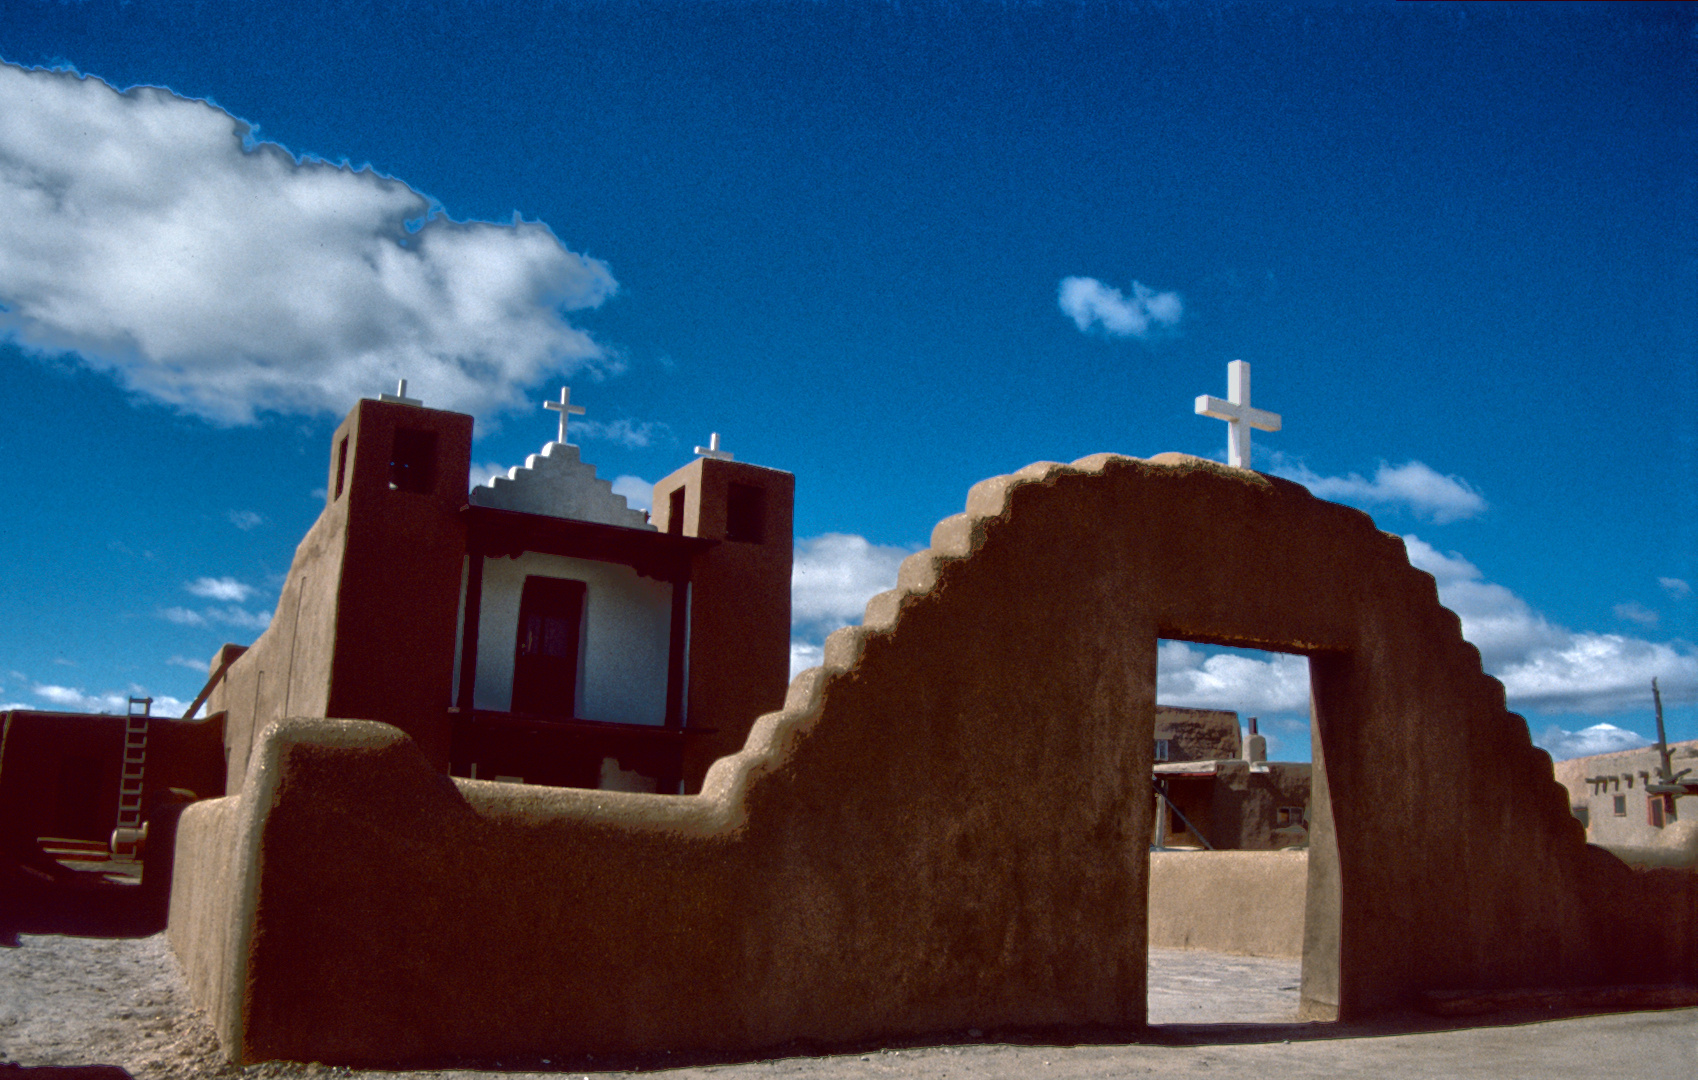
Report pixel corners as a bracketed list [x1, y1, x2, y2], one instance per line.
[456, 553, 484, 713]
[664, 574, 689, 730]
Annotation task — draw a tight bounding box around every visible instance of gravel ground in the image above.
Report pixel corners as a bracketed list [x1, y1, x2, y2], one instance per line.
[2, 934, 1693, 1079]
[0, 934, 227, 1079]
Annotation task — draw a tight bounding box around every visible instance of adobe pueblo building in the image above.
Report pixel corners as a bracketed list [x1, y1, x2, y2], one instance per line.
[157, 403, 1694, 1066]
[1555, 739, 1698, 869]
[1151, 706, 1311, 851]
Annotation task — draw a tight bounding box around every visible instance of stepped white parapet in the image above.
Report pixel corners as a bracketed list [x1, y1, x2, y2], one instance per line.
[469, 442, 655, 530]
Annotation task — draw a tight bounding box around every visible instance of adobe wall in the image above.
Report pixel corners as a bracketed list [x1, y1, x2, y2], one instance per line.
[0, 709, 225, 851]
[1211, 762, 1311, 850]
[652, 457, 794, 792]
[171, 453, 1696, 1065]
[1154, 705, 1240, 761]
[1148, 850, 1308, 957]
[210, 399, 472, 790]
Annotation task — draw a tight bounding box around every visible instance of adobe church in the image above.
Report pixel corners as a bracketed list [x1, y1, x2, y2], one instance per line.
[0, 388, 794, 937]
[204, 388, 794, 801]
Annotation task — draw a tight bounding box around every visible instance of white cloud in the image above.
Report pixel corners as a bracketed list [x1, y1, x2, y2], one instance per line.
[160, 606, 207, 626]
[1057, 276, 1182, 338]
[469, 461, 514, 489]
[1405, 536, 1698, 715]
[23, 683, 188, 714]
[32, 683, 114, 710]
[1155, 640, 1311, 715]
[227, 509, 263, 531]
[787, 532, 919, 678]
[208, 606, 272, 630]
[1613, 601, 1659, 627]
[158, 603, 272, 631]
[789, 641, 824, 680]
[1660, 577, 1692, 599]
[791, 533, 916, 640]
[0, 63, 617, 426]
[1534, 723, 1651, 761]
[611, 475, 654, 513]
[167, 654, 211, 672]
[576, 418, 665, 449]
[185, 576, 254, 602]
[1490, 633, 1697, 715]
[1272, 458, 1487, 524]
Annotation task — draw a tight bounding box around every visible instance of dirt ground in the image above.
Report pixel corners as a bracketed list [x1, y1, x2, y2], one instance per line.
[2, 933, 1694, 1080]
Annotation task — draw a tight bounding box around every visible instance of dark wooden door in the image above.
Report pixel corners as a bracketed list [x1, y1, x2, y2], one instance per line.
[511, 576, 586, 718]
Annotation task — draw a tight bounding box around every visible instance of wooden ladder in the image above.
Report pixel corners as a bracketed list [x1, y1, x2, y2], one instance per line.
[111, 696, 151, 858]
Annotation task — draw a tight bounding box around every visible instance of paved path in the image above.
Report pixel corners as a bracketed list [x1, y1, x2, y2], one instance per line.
[1, 935, 1693, 1079]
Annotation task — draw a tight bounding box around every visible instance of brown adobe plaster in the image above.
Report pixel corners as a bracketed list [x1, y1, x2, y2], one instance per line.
[170, 452, 1696, 1065]
[209, 400, 473, 791]
[651, 456, 794, 791]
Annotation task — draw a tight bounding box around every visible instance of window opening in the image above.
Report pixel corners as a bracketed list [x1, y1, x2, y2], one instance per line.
[334, 436, 349, 499]
[726, 482, 765, 543]
[52, 755, 105, 840]
[668, 486, 686, 536]
[389, 428, 437, 493]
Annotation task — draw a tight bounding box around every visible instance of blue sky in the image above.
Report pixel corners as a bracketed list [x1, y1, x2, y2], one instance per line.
[1, 1, 1692, 762]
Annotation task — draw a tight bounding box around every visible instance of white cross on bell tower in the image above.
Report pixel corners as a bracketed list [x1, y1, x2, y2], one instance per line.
[544, 387, 586, 445]
[694, 433, 733, 461]
[379, 379, 422, 407]
[1195, 360, 1281, 469]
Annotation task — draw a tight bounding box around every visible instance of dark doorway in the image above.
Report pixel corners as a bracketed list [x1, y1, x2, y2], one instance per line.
[511, 576, 587, 718]
[52, 755, 106, 840]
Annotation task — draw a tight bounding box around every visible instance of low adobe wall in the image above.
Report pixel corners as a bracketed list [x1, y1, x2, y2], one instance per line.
[171, 453, 1697, 1066]
[1148, 850, 1308, 958]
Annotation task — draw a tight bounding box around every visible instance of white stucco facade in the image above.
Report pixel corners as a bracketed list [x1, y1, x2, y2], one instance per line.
[454, 553, 674, 725]
[470, 441, 654, 530]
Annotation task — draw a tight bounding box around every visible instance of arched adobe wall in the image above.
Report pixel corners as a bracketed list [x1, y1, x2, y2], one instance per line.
[173, 452, 1694, 1064]
[720, 456, 1161, 1040]
[724, 450, 1692, 1017]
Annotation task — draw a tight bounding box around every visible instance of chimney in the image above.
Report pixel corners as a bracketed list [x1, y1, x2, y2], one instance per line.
[1244, 716, 1267, 765]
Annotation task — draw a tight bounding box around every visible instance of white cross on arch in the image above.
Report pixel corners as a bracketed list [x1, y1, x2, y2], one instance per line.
[1195, 359, 1280, 469]
[544, 387, 586, 445]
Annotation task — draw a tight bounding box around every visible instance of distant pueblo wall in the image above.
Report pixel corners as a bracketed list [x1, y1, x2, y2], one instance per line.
[170, 452, 1696, 1066]
[1148, 850, 1309, 958]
